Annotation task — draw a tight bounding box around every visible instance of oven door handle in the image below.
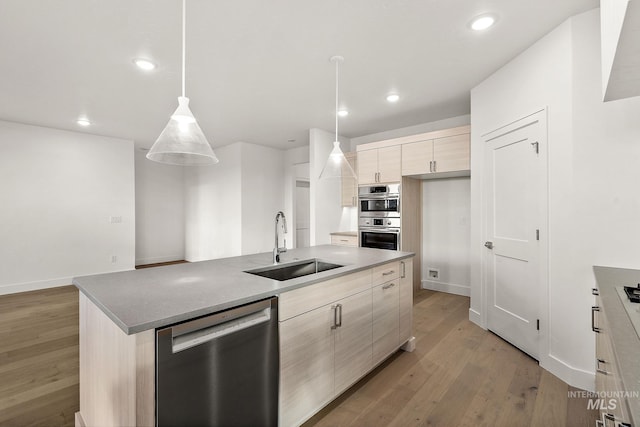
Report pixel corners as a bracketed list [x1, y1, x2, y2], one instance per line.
[359, 195, 399, 201]
[360, 228, 400, 233]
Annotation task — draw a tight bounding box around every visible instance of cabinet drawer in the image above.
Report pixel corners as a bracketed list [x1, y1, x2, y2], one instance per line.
[331, 235, 358, 247]
[372, 261, 400, 286]
[279, 270, 372, 321]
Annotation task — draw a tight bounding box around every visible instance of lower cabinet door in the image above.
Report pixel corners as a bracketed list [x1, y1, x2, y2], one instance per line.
[279, 305, 334, 427]
[373, 280, 400, 365]
[334, 289, 373, 395]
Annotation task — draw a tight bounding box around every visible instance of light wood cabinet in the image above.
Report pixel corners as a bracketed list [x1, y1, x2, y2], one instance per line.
[372, 279, 399, 365]
[330, 234, 358, 247]
[399, 258, 413, 344]
[279, 304, 335, 427]
[357, 145, 401, 184]
[279, 259, 413, 427]
[401, 132, 470, 176]
[341, 152, 358, 207]
[334, 290, 373, 395]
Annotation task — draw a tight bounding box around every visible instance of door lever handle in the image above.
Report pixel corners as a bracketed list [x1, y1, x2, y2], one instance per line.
[484, 241, 493, 249]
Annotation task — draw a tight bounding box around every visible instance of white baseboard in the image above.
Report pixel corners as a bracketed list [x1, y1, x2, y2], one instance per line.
[135, 255, 184, 266]
[0, 267, 133, 296]
[422, 280, 470, 297]
[469, 308, 483, 328]
[0, 276, 74, 296]
[541, 353, 595, 392]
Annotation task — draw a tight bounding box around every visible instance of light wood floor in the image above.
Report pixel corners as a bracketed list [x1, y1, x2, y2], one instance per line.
[0, 285, 598, 427]
[0, 285, 79, 427]
[304, 290, 599, 427]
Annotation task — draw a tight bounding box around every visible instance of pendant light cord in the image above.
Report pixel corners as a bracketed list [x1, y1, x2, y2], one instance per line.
[335, 58, 339, 143]
[181, 0, 186, 97]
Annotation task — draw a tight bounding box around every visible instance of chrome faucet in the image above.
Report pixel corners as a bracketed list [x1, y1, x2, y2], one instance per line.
[273, 211, 288, 264]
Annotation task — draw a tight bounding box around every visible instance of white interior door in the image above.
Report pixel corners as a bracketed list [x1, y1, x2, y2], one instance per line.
[483, 112, 545, 360]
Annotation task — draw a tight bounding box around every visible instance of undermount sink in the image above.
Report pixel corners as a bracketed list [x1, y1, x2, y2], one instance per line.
[245, 258, 343, 281]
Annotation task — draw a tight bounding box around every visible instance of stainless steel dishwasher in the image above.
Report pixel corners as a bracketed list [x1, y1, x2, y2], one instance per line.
[156, 297, 278, 427]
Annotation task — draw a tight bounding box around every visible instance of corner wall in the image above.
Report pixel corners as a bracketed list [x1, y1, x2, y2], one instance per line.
[184, 142, 286, 262]
[0, 121, 135, 294]
[470, 8, 640, 390]
[134, 149, 185, 265]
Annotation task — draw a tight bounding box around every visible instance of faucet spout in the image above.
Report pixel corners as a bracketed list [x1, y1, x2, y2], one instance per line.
[274, 211, 287, 264]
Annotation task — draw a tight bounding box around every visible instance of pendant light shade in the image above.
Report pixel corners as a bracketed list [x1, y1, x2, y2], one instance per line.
[319, 56, 356, 180]
[147, 97, 219, 165]
[147, 0, 218, 166]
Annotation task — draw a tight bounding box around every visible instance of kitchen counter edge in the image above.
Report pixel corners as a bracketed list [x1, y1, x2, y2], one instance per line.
[74, 245, 414, 336]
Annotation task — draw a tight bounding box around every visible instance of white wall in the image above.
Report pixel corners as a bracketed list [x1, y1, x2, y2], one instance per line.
[184, 141, 286, 261]
[134, 149, 185, 265]
[309, 128, 352, 245]
[470, 8, 640, 390]
[240, 142, 285, 254]
[422, 178, 471, 296]
[0, 121, 135, 294]
[184, 143, 242, 261]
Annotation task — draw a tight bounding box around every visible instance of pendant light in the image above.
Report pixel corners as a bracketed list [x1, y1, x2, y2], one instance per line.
[319, 56, 356, 179]
[147, 0, 219, 166]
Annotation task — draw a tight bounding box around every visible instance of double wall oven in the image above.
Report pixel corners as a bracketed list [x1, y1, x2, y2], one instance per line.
[358, 184, 400, 251]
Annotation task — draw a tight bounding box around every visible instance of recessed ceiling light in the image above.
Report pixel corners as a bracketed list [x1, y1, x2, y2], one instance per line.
[386, 94, 400, 103]
[76, 118, 91, 127]
[470, 15, 496, 31]
[133, 58, 157, 71]
[337, 109, 349, 117]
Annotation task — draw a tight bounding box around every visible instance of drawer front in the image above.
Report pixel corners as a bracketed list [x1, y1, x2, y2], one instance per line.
[331, 235, 358, 247]
[279, 269, 372, 321]
[372, 261, 400, 286]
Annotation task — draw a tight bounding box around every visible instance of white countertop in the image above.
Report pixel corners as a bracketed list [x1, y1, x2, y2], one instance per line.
[73, 245, 413, 335]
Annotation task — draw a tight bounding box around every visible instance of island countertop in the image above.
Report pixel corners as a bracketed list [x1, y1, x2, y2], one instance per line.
[73, 245, 414, 335]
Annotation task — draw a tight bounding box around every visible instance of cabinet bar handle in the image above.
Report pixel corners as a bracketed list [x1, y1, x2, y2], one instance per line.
[401, 261, 406, 278]
[382, 282, 396, 290]
[331, 305, 338, 330]
[592, 288, 599, 296]
[596, 358, 609, 375]
[337, 304, 343, 328]
[433, 160, 437, 172]
[382, 270, 395, 276]
[591, 306, 601, 333]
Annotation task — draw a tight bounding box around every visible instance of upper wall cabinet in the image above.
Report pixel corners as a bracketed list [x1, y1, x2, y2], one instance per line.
[402, 133, 470, 177]
[356, 145, 401, 185]
[356, 125, 470, 183]
[601, 0, 640, 101]
[341, 152, 358, 207]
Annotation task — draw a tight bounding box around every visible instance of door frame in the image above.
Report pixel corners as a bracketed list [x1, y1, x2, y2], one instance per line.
[480, 108, 549, 362]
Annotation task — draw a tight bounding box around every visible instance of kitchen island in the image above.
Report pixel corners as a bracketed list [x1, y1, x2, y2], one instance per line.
[73, 245, 415, 427]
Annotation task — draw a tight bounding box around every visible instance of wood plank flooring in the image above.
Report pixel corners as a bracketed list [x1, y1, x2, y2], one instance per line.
[0, 284, 598, 427]
[304, 290, 599, 427]
[0, 285, 79, 427]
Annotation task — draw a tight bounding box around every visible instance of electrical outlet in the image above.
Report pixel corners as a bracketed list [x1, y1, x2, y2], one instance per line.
[109, 216, 122, 224]
[428, 268, 439, 280]
[111, 255, 117, 264]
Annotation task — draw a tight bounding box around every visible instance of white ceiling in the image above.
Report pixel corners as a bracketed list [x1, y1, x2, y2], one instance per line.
[0, 0, 598, 150]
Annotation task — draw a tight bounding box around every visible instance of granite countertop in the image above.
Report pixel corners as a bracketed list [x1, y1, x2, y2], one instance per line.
[593, 266, 640, 425]
[330, 231, 358, 237]
[74, 245, 413, 335]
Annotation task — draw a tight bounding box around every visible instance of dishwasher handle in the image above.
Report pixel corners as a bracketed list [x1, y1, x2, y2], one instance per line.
[169, 298, 274, 354]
